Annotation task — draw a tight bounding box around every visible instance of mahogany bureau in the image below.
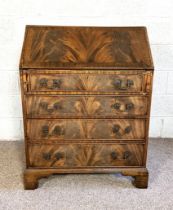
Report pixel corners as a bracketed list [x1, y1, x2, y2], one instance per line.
[19, 26, 154, 189]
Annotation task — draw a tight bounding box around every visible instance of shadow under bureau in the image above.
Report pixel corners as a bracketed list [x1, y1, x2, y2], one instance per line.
[19, 26, 154, 189]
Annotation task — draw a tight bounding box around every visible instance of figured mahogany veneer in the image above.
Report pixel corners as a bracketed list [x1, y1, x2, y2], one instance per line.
[26, 95, 148, 118]
[28, 144, 144, 168]
[27, 119, 145, 141]
[20, 26, 154, 189]
[20, 26, 153, 69]
[29, 72, 145, 93]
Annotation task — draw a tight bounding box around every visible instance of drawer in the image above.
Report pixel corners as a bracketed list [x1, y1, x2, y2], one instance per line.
[27, 119, 145, 141]
[26, 95, 148, 118]
[28, 143, 144, 167]
[28, 72, 145, 93]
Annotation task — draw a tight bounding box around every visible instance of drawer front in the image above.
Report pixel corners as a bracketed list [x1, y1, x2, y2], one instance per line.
[29, 73, 144, 93]
[28, 144, 144, 167]
[26, 95, 148, 118]
[27, 119, 145, 141]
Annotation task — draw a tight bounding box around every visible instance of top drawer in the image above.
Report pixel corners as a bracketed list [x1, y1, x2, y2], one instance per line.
[25, 70, 152, 94]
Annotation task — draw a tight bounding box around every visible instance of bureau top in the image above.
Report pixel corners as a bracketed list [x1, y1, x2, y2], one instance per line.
[20, 26, 154, 70]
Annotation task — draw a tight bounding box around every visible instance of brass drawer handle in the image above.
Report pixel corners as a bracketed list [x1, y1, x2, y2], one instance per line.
[112, 125, 132, 135]
[111, 102, 134, 111]
[40, 102, 48, 110]
[55, 152, 63, 160]
[112, 124, 120, 134]
[111, 151, 117, 160]
[42, 125, 49, 136]
[114, 79, 122, 89]
[52, 79, 62, 89]
[113, 79, 134, 90]
[39, 78, 62, 89]
[126, 103, 134, 111]
[40, 102, 53, 113]
[42, 152, 51, 160]
[39, 78, 48, 87]
[111, 103, 121, 110]
[53, 126, 65, 136]
[123, 151, 131, 159]
[40, 102, 62, 113]
[41, 125, 64, 137]
[127, 79, 134, 88]
[124, 126, 132, 134]
[53, 102, 62, 110]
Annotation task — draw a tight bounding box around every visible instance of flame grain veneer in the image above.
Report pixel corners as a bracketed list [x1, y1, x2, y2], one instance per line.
[20, 26, 154, 189]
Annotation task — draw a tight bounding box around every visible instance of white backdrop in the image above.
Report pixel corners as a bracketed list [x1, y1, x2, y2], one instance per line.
[0, 0, 173, 140]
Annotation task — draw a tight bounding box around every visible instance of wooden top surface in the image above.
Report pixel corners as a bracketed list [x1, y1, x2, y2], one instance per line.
[20, 26, 154, 70]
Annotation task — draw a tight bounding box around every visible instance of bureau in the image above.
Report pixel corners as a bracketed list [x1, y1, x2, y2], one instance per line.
[19, 26, 154, 189]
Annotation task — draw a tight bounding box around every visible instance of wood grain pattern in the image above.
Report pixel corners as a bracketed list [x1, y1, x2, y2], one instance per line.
[27, 119, 145, 141]
[28, 143, 144, 167]
[26, 95, 148, 118]
[24, 168, 149, 190]
[29, 72, 144, 93]
[20, 26, 153, 69]
[19, 26, 154, 189]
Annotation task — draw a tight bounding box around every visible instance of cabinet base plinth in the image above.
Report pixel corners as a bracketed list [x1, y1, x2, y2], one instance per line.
[24, 168, 149, 190]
